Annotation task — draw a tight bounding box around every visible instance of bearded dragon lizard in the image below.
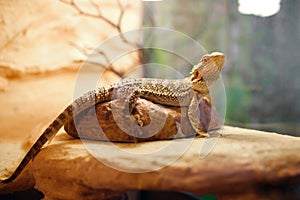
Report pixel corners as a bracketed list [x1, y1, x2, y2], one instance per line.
[1, 52, 224, 183]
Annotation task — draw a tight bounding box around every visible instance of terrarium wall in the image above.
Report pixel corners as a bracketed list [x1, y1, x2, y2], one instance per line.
[0, 0, 142, 143]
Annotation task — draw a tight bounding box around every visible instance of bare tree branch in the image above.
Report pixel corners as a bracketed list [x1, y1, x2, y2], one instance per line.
[68, 41, 90, 56]
[88, 0, 102, 16]
[60, 0, 118, 29]
[60, 0, 141, 78]
[94, 48, 111, 65]
[82, 60, 124, 78]
[69, 41, 124, 77]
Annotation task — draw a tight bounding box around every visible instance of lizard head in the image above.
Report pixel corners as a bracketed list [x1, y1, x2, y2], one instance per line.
[190, 52, 224, 93]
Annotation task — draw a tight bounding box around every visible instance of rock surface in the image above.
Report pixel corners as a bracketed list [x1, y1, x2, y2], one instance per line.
[64, 98, 222, 142]
[28, 126, 300, 199]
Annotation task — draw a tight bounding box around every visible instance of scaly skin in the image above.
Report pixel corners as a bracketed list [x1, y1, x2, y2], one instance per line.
[1, 52, 224, 183]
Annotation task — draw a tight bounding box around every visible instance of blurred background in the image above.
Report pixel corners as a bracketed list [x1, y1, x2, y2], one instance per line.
[1, 0, 298, 139]
[143, 0, 300, 136]
[0, 0, 299, 199]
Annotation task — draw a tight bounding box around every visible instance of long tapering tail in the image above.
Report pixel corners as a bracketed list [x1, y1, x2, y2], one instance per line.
[1, 107, 72, 183]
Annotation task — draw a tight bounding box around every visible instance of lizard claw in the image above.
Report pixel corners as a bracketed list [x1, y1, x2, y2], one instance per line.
[198, 132, 209, 137]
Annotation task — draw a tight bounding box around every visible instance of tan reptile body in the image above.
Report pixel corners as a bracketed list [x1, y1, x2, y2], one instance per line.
[1, 52, 224, 183]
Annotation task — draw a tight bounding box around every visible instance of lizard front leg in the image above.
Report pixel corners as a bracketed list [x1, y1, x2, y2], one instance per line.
[187, 92, 210, 137]
[111, 88, 144, 140]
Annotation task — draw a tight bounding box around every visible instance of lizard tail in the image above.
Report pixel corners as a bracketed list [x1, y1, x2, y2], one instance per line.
[1, 87, 112, 184]
[1, 107, 72, 184]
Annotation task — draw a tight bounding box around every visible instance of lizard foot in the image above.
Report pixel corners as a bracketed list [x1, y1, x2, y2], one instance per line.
[198, 132, 210, 137]
[197, 131, 222, 138]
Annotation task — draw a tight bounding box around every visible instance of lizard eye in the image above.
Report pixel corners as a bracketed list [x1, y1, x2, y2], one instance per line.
[202, 57, 208, 62]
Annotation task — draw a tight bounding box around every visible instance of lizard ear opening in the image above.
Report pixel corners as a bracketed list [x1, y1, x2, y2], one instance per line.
[193, 71, 199, 79]
[190, 70, 197, 81]
[191, 69, 202, 81]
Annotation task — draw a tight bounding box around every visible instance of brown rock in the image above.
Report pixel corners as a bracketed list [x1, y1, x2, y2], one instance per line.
[64, 98, 222, 142]
[31, 126, 300, 199]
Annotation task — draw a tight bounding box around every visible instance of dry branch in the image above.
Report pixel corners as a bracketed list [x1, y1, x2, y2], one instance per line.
[60, 0, 141, 78]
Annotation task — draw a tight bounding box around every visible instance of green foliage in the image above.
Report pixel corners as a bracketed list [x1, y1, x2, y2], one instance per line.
[200, 194, 217, 200]
[143, 0, 300, 135]
[225, 72, 252, 123]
